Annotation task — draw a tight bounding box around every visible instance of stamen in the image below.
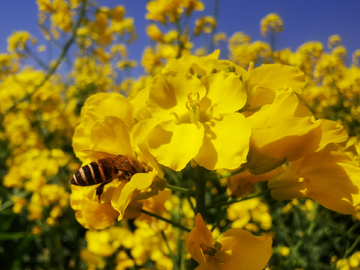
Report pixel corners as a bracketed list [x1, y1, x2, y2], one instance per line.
[186, 101, 200, 123]
[170, 112, 180, 120]
[248, 61, 254, 72]
[209, 103, 217, 119]
[200, 242, 223, 263]
[186, 92, 201, 123]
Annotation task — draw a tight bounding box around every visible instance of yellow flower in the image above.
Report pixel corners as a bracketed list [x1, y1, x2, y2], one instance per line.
[213, 32, 227, 45]
[72, 93, 134, 161]
[268, 145, 360, 214]
[80, 249, 105, 269]
[227, 198, 272, 230]
[111, 5, 125, 21]
[328, 34, 342, 49]
[7, 31, 32, 52]
[183, 0, 204, 16]
[186, 213, 272, 270]
[146, 24, 163, 42]
[260, 13, 284, 37]
[146, 70, 251, 171]
[71, 93, 161, 226]
[245, 89, 322, 174]
[227, 167, 282, 198]
[352, 49, 360, 66]
[71, 187, 119, 229]
[162, 50, 244, 77]
[116, 250, 135, 270]
[141, 46, 164, 75]
[11, 196, 27, 214]
[50, 0, 73, 33]
[37, 0, 55, 12]
[244, 63, 305, 112]
[145, 0, 182, 24]
[193, 16, 217, 36]
[139, 189, 173, 231]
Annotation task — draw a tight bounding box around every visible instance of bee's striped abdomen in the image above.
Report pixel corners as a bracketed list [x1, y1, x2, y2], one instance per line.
[71, 161, 113, 186]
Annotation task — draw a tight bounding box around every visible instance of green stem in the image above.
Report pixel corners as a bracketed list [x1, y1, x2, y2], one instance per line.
[0, 200, 14, 212]
[270, 29, 276, 52]
[0, 191, 30, 212]
[161, 231, 179, 270]
[174, 14, 185, 58]
[292, 201, 319, 254]
[208, 0, 219, 54]
[140, 209, 191, 232]
[24, 45, 49, 71]
[344, 237, 360, 259]
[348, 221, 360, 235]
[209, 167, 245, 180]
[206, 189, 270, 209]
[211, 197, 231, 232]
[166, 184, 194, 195]
[194, 166, 206, 217]
[1, 0, 87, 120]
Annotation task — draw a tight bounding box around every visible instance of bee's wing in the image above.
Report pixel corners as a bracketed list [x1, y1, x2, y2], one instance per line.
[83, 150, 119, 161]
[83, 150, 133, 173]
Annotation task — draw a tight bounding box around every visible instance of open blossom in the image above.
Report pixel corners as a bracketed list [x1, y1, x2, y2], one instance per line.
[70, 93, 164, 228]
[260, 13, 284, 37]
[145, 70, 251, 171]
[186, 213, 272, 270]
[268, 144, 360, 214]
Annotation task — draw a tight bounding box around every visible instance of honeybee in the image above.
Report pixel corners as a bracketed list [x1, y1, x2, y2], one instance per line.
[70, 150, 146, 202]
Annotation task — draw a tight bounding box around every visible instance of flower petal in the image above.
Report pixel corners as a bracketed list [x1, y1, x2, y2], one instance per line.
[217, 228, 273, 270]
[148, 120, 204, 171]
[129, 85, 152, 121]
[186, 213, 213, 266]
[111, 171, 156, 220]
[246, 90, 300, 129]
[247, 63, 305, 94]
[316, 119, 348, 150]
[269, 149, 360, 214]
[90, 116, 134, 156]
[200, 71, 247, 115]
[73, 93, 134, 160]
[245, 64, 305, 111]
[248, 117, 322, 174]
[147, 72, 207, 122]
[79, 197, 119, 230]
[195, 113, 251, 170]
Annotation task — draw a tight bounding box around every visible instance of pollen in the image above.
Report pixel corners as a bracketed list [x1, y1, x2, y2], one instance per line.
[186, 92, 201, 123]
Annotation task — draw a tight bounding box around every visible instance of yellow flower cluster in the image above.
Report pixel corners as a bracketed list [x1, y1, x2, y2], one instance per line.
[0, 51, 78, 232]
[142, 0, 211, 75]
[335, 251, 360, 270]
[2, 1, 360, 269]
[79, 193, 191, 269]
[260, 13, 284, 37]
[69, 47, 360, 269]
[228, 13, 360, 143]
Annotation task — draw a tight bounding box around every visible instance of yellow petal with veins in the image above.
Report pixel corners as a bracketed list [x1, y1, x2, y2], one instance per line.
[195, 113, 251, 170]
[148, 120, 205, 171]
[148, 72, 206, 122]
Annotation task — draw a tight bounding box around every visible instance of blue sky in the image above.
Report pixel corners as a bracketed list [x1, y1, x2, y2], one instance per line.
[0, 0, 359, 77]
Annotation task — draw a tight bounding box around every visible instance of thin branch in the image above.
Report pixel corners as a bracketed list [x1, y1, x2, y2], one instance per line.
[24, 45, 50, 71]
[206, 167, 245, 181]
[140, 209, 191, 232]
[206, 189, 270, 209]
[1, 0, 87, 120]
[161, 231, 179, 270]
[166, 183, 195, 195]
[208, 0, 219, 54]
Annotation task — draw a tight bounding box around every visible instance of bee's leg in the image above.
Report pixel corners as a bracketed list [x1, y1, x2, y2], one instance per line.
[115, 171, 132, 181]
[95, 180, 112, 203]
